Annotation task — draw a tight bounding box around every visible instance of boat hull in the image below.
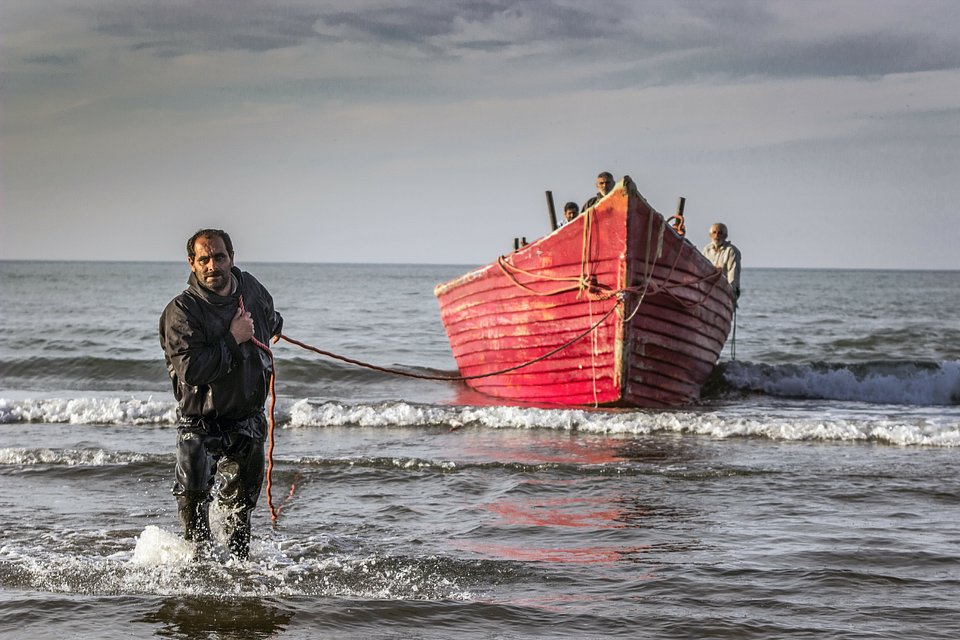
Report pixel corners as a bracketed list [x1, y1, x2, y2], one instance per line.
[434, 177, 735, 407]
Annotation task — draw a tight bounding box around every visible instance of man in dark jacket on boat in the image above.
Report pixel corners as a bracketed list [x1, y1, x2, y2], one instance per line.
[580, 171, 615, 212]
[159, 228, 283, 560]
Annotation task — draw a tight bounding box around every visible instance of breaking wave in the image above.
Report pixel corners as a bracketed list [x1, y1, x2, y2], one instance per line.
[2, 358, 958, 447]
[285, 399, 959, 447]
[718, 359, 960, 406]
[0, 396, 177, 425]
[1, 398, 957, 447]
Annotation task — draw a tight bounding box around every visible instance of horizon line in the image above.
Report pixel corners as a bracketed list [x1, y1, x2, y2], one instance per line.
[0, 259, 957, 273]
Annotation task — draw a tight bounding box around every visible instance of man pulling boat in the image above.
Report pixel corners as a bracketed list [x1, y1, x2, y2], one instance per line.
[159, 228, 283, 559]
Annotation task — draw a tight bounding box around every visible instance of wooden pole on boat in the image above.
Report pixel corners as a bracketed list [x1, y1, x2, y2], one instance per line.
[671, 196, 687, 236]
[545, 191, 558, 231]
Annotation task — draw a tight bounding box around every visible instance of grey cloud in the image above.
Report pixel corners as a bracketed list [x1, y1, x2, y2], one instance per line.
[761, 32, 960, 77]
[319, 7, 456, 44]
[24, 52, 81, 67]
[90, 1, 321, 54]
[14, 0, 959, 91]
[566, 4, 960, 91]
[85, 0, 615, 58]
[314, 1, 960, 80]
[678, 31, 960, 82]
[318, 1, 609, 46]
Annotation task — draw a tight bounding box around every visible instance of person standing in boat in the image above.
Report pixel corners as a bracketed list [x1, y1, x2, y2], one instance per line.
[702, 222, 742, 299]
[580, 171, 615, 212]
[159, 228, 284, 560]
[561, 201, 580, 224]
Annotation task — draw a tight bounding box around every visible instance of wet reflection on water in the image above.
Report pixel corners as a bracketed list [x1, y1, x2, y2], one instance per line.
[452, 433, 708, 564]
[140, 597, 294, 640]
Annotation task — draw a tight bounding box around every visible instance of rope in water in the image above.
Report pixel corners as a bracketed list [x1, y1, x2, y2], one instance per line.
[238, 294, 285, 522]
[250, 336, 284, 522]
[248, 297, 624, 522]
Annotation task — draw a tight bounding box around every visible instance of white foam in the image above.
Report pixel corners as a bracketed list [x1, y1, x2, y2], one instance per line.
[2, 382, 957, 450]
[0, 395, 177, 425]
[0, 447, 144, 466]
[287, 399, 960, 447]
[130, 525, 195, 565]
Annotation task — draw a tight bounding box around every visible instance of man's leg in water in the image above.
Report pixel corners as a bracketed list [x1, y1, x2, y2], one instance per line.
[173, 423, 217, 545]
[217, 431, 265, 560]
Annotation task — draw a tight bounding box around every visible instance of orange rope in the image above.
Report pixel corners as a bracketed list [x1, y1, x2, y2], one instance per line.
[578, 207, 594, 298]
[239, 294, 286, 523]
[255, 338, 283, 522]
[495, 257, 585, 296]
[652, 270, 724, 309]
[643, 239, 725, 310]
[495, 257, 585, 283]
[500, 207, 723, 315]
[278, 298, 622, 382]
[495, 207, 606, 299]
[495, 256, 611, 298]
[621, 214, 726, 312]
[666, 215, 685, 237]
[245, 295, 623, 523]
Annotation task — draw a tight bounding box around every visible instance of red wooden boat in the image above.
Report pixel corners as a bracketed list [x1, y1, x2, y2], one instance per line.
[433, 176, 736, 408]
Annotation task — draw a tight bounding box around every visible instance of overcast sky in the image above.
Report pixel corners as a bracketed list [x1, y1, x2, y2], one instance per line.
[2, 0, 958, 269]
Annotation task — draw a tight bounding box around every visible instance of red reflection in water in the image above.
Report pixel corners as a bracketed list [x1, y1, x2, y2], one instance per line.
[530, 438, 622, 465]
[487, 496, 623, 529]
[457, 434, 625, 467]
[456, 539, 654, 565]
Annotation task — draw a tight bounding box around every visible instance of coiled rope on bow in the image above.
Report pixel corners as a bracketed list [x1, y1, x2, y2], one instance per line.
[495, 208, 607, 299]
[498, 204, 724, 317]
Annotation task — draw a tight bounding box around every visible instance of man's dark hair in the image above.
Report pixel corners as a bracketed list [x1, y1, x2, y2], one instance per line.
[597, 171, 614, 181]
[187, 228, 234, 259]
[564, 201, 579, 212]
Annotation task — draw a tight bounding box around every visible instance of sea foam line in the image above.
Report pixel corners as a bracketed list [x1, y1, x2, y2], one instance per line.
[288, 400, 960, 447]
[0, 447, 151, 466]
[2, 396, 957, 447]
[0, 396, 177, 425]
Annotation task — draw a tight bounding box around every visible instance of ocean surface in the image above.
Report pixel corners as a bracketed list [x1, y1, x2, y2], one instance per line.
[1, 261, 958, 639]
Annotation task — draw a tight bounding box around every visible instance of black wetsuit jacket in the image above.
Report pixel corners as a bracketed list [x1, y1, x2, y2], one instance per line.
[159, 266, 283, 435]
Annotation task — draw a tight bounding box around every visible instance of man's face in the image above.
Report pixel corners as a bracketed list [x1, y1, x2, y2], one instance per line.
[189, 235, 234, 295]
[596, 175, 613, 194]
[709, 225, 727, 246]
[564, 208, 578, 222]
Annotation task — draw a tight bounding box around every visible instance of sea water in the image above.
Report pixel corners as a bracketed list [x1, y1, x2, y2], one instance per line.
[0, 261, 958, 639]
